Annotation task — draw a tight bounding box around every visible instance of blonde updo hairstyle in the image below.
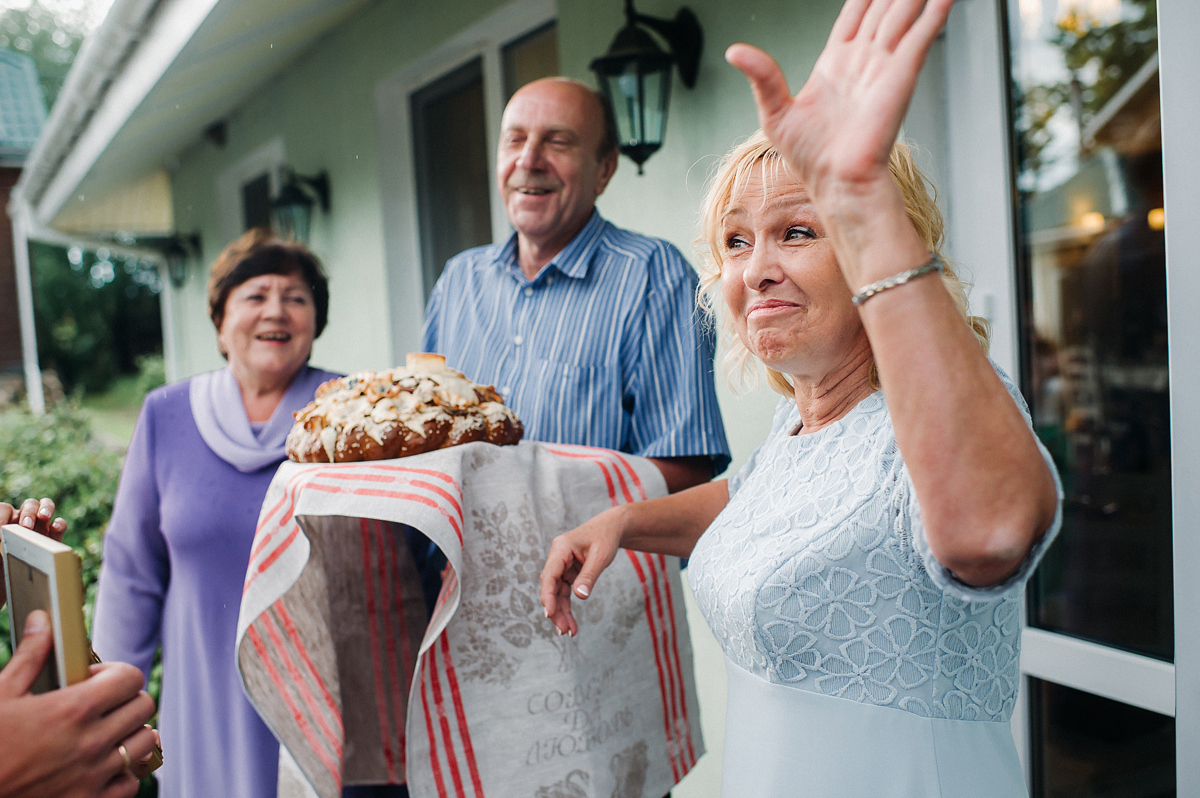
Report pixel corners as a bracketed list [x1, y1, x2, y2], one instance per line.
[697, 130, 990, 397]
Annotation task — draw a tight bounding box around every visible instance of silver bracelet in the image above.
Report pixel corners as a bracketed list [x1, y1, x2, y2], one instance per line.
[851, 255, 944, 306]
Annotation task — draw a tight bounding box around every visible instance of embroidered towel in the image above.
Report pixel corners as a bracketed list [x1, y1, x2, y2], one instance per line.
[236, 441, 703, 798]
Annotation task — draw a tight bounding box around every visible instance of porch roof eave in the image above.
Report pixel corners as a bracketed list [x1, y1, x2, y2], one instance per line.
[10, 0, 373, 239]
[9, 0, 220, 233]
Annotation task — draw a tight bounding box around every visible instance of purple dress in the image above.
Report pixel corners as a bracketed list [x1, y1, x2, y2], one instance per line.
[94, 367, 339, 798]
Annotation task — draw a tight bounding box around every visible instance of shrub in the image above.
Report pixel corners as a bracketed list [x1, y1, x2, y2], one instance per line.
[135, 355, 167, 397]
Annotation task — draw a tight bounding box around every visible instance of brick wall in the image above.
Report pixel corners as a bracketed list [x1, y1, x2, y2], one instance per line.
[0, 166, 26, 374]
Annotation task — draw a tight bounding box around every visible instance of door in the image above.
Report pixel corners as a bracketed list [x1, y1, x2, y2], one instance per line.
[1004, 0, 1177, 793]
[938, 0, 1192, 792]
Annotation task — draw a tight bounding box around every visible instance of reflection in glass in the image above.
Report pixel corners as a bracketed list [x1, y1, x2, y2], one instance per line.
[1007, 0, 1172, 661]
[1030, 679, 1175, 798]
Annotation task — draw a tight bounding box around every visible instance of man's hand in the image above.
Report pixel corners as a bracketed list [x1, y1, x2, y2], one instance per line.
[1, 498, 68, 609]
[0, 611, 157, 798]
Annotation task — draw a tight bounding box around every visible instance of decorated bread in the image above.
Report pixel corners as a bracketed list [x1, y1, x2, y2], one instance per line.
[286, 353, 523, 463]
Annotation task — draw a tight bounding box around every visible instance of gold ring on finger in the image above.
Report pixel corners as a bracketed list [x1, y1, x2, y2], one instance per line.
[118, 744, 132, 773]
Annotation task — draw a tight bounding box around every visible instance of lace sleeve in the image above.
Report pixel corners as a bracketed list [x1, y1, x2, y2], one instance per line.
[905, 362, 1064, 602]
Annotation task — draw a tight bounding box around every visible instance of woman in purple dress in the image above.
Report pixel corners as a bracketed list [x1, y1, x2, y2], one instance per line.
[93, 229, 340, 798]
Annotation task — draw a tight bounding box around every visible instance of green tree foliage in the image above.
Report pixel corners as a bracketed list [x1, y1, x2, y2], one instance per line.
[0, 0, 88, 110]
[32, 242, 164, 394]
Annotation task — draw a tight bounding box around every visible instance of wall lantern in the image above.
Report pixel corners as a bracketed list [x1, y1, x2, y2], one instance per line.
[162, 233, 202, 288]
[589, 0, 703, 175]
[271, 168, 331, 243]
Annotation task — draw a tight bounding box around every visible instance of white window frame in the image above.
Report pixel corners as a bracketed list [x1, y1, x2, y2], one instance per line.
[1159, 0, 1200, 787]
[372, 0, 555, 364]
[941, 0, 1194, 790]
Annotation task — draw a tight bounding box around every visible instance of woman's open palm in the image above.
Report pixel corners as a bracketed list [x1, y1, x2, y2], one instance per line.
[726, 0, 954, 194]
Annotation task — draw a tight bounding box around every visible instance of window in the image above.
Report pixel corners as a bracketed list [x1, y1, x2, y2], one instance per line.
[215, 136, 285, 245]
[404, 18, 559, 299]
[411, 58, 494, 297]
[373, 0, 556, 359]
[241, 173, 272, 232]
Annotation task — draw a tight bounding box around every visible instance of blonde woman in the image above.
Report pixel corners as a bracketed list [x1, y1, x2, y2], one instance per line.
[540, 0, 1061, 795]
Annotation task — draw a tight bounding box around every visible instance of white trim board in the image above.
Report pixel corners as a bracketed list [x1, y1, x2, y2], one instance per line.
[941, 0, 1020, 379]
[372, 0, 554, 365]
[1021, 628, 1176, 718]
[1158, 0, 1200, 786]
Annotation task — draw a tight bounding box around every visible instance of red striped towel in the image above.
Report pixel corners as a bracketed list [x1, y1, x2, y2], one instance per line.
[236, 441, 704, 798]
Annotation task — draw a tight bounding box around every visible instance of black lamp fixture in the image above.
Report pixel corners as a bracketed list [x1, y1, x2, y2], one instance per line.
[271, 168, 331, 243]
[163, 232, 202, 288]
[589, 0, 703, 175]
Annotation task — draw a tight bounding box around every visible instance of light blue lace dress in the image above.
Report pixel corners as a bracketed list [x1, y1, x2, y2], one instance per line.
[688, 368, 1062, 797]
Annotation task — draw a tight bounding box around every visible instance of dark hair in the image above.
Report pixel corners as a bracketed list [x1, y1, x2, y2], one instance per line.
[207, 228, 330, 340]
[595, 90, 619, 161]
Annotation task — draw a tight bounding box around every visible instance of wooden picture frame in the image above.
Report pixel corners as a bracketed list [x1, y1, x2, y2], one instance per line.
[2, 523, 90, 692]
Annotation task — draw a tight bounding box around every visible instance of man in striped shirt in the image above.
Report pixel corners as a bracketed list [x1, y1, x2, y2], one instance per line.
[422, 78, 730, 491]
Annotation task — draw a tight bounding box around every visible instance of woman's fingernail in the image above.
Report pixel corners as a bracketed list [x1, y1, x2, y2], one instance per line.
[576, 584, 589, 598]
[544, 607, 550, 618]
[24, 611, 48, 634]
[20, 516, 34, 528]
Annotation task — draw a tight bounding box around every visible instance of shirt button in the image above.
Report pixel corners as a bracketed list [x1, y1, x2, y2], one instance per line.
[513, 335, 524, 346]
[524, 287, 534, 297]
[501, 386, 512, 396]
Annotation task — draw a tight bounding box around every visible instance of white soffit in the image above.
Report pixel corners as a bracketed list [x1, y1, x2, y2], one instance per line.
[30, 0, 371, 228]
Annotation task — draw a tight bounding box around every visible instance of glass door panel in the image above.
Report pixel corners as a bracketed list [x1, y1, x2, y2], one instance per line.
[1005, 0, 1174, 792]
[1031, 678, 1175, 797]
[1006, 0, 1171, 661]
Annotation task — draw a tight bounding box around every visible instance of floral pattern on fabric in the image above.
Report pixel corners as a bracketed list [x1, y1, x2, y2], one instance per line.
[689, 364, 1061, 724]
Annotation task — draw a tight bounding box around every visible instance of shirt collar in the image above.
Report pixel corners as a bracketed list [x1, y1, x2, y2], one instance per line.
[499, 209, 607, 282]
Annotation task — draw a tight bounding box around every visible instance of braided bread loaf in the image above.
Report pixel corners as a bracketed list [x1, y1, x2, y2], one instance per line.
[286, 353, 523, 463]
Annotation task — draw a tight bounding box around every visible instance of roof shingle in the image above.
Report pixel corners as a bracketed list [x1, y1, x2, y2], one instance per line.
[0, 48, 47, 158]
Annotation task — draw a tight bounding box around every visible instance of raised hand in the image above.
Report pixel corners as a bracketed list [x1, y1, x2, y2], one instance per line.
[725, 0, 954, 198]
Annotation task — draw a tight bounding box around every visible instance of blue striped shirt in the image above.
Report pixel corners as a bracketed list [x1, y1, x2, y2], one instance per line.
[421, 210, 730, 474]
